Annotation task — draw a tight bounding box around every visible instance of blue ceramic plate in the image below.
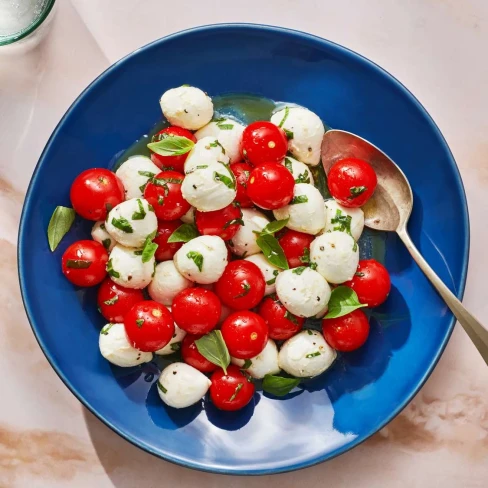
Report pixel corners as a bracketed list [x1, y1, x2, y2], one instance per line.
[18, 24, 469, 475]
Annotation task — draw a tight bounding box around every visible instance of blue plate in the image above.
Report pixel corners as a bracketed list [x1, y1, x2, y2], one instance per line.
[18, 24, 469, 475]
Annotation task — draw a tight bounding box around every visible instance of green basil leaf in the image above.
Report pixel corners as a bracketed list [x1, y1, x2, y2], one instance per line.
[214, 171, 235, 189]
[170, 342, 181, 352]
[290, 195, 308, 205]
[66, 259, 91, 269]
[284, 157, 294, 173]
[167, 223, 199, 243]
[111, 217, 133, 233]
[47, 206, 75, 251]
[242, 359, 252, 369]
[261, 218, 289, 235]
[292, 266, 307, 275]
[278, 106, 289, 128]
[305, 351, 321, 358]
[147, 135, 195, 156]
[132, 199, 146, 220]
[234, 283, 251, 299]
[299, 247, 310, 264]
[295, 171, 310, 184]
[229, 383, 244, 401]
[256, 234, 289, 270]
[138, 171, 156, 178]
[283, 128, 294, 140]
[209, 140, 226, 154]
[349, 186, 367, 198]
[284, 310, 299, 325]
[106, 259, 120, 278]
[223, 218, 244, 230]
[136, 319, 144, 328]
[310, 164, 330, 200]
[103, 296, 119, 306]
[195, 330, 230, 374]
[142, 236, 158, 263]
[217, 122, 234, 130]
[262, 374, 300, 397]
[266, 269, 280, 285]
[310, 262, 318, 271]
[323, 286, 368, 319]
[186, 251, 204, 272]
[157, 382, 167, 394]
[100, 323, 114, 335]
[102, 238, 111, 250]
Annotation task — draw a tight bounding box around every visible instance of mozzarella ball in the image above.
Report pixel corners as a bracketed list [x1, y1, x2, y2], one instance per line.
[271, 107, 324, 166]
[195, 119, 245, 163]
[232, 339, 280, 379]
[278, 330, 336, 378]
[273, 183, 326, 235]
[184, 136, 230, 174]
[181, 206, 195, 224]
[99, 323, 152, 367]
[310, 231, 359, 284]
[160, 86, 213, 130]
[181, 162, 236, 212]
[148, 260, 193, 306]
[245, 253, 281, 296]
[115, 155, 160, 200]
[174, 235, 228, 284]
[324, 199, 364, 241]
[228, 208, 270, 257]
[91, 221, 115, 252]
[157, 362, 211, 408]
[155, 322, 187, 355]
[108, 244, 155, 289]
[275, 267, 331, 318]
[282, 156, 315, 186]
[106, 198, 157, 248]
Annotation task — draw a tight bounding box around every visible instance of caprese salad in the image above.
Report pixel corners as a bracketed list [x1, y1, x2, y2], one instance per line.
[48, 85, 391, 412]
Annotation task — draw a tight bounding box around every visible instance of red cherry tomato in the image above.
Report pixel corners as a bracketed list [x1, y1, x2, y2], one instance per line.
[221, 311, 268, 359]
[181, 334, 218, 373]
[322, 309, 370, 352]
[154, 220, 183, 261]
[328, 158, 377, 208]
[149, 126, 197, 173]
[344, 259, 391, 307]
[246, 162, 295, 210]
[97, 278, 145, 323]
[258, 295, 304, 340]
[144, 170, 190, 220]
[62, 240, 108, 287]
[124, 301, 175, 352]
[70, 168, 124, 221]
[171, 288, 221, 335]
[229, 161, 254, 208]
[195, 203, 242, 241]
[215, 261, 265, 310]
[241, 121, 288, 166]
[210, 365, 255, 411]
[278, 229, 315, 269]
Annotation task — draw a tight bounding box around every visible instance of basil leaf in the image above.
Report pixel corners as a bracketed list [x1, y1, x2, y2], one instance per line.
[132, 199, 146, 220]
[170, 342, 181, 352]
[295, 171, 310, 184]
[66, 259, 91, 269]
[103, 296, 119, 306]
[195, 330, 230, 374]
[229, 383, 243, 401]
[100, 323, 114, 335]
[217, 122, 234, 130]
[102, 238, 111, 250]
[223, 218, 244, 230]
[299, 247, 310, 264]
[290, 195, 308, 205]
[324, 286, 367, 319]
[278, 106, 289, 128]
[330, 208, 358, 251]
[292, 266, 306, 275]
[349, 186, 367, 198]
[310, 164, 330, 200]
[284, 157, 293, 173]
[142, 236, 158, 263]
[266, 269, 280, 285]
[147, 135, 195, 156]
[186, 251, 204, 272]
[256, 234, 289, 270]
[138, 171, 156, 178]
[284, 310, 298, 325]
[168, 223, 199, 243]
[214, 171, 235, 189]
[306, 352, 321, 358]
[310, 262, 318, 270]
[136, 319, 144, 328]
[47, 206, 75, 251]
[261, 218, 289, 235]
[209, 140, 226, 154]
[262, 374, 300, 397]
[234, 283, 251, 298]
[134, 250, 143, 256]
[157, 382, 167, 394]
[242, 359, 252, 369]
[106, 259, 120, 278]
[283, 128, 294, 140]
[307, 329, 313, 335]
[111, 217, 133, 233]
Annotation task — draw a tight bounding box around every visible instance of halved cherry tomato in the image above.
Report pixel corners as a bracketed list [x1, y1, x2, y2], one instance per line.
[70, 168, 125, 221]
[154, 220, 184, 261]
[97, 278, 145, 323]
[241, 121, 288, 166]
[278, 229, 315, 269]
[322, 309, 370, 352]
[210, 365, 255, 411]
[229, 161, 253, 208]
[62, 240, 108, 287]
[195, 203, 242, 241]
[181, 334, 218, 373]
[258, 295, 304, 340]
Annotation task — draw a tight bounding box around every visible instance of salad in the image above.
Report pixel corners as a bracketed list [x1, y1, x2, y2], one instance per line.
[48, 85, 391, 412]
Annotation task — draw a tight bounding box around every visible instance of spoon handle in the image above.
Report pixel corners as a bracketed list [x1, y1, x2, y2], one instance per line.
[397, 228, 488, 365]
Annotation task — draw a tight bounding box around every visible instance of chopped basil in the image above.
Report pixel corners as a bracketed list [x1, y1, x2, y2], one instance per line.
[331, 209, 358, 251]
[295, 171, 310, 184]
[290, 195, 308, 205]
[157, 382, 167, 394]
[229, 383, 243, 402]
[292, 266, 307, 275]
[349, 186, 367, 198]
[168, 223, 199, 243]
[305, 351, 321, 358]
[102, 238, 111, 250]
[307, 329, 313, 335]
[186, 251, 204, 272]
[284, 310, 298, 325]
[223, 218, 244, 229]
[355, 271, 365, 277]
[47, 206, 75, 251]
[195, 330, 230, 374]
[100, 323, 114, 335]
[217, 122, 234, 130]
[299, 247, 310, 264]
[139, 182, 148, 193]
[138, 171, 156, 178]
[284, 157, 293, 173]
[209, 140, 226, 154]
[132, 199, 146, 220]
[103, 296, 119, 306]
[157, 195, 164, 206]
[242, 359, 252, 369]
[106, 259, 120, 278]
[66, 259, 92, 269]
[260, 218, 289, 235]
[278, 106, 289, 128]
[256, 234, 289, 270]
[262, 374, 300, 397]
[214, 171, 235, 189]
[147, 203, 154, 212]
[323, 286, 367, 319]
[148, 177, 169, 194]
[134, 250, 143, 255]
[234, 282, 251, 299]
[141, 235, 158, 263]
[147, 135, 195, 156]
[170, 342, 181, 352]
[310, 164, 330, 200]
[310, 262, 318, 271]
[136, 319, 144, 328]
[266, 269, 280, 285]
[100, 223, 106, 231]
[195, 165, 208, 170]
[111, 216, 133, 233]
[283, 128, 294, 140]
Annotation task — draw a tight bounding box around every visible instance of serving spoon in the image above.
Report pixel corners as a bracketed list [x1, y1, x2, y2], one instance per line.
[321, 129, 488, 365]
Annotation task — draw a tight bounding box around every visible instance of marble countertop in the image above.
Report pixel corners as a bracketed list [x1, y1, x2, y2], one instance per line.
[1, 1, 487, 486]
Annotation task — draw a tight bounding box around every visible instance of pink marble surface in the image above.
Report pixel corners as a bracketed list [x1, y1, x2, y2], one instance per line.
[1, 1, 487, 486]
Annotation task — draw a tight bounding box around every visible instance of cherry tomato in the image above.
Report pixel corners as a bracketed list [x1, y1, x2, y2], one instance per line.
[195, 203, 242, 241]
[328, 158, 377, 208]
[154, 220, 183, 261]
[149, 126, 197, 173]
[144, 170, 190, 220]
[278, 229, 315, 269]
[171, 288, 221, 335]
[221, 311, 268, 359]
[97, 278, 145, 322]
[124, 301, 174, 352]
[246, 162, 295, 210]
[215, 261, 265, 310]
[229, 161, 253, 208]
[181, 334, 218, 373]
[62, 240, 108, 287]
[322, 309, 370, 352]
[258, 295, 304, 340]
[344, 259, 391, 307]
[241, 121, 288, 166]
[70, 168, 125, 221]
[210, 365, 255, 411]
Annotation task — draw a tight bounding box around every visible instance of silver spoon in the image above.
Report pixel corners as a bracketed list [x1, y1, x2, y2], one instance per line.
[321, 129, 488, 365]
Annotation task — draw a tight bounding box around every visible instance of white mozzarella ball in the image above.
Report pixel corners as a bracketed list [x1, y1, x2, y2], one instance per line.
[160, 86, 213, 130]
[275, 267, 331, 318]
[181, 206, 195, 224]
[181, 162, 236, 212]
[99, 323, 152, 367]
[271, 107, 324, 166]
[228, 208, 269, 257]
[310, 231, 359, 284]
[195, 119, 245, 163]
[106, 198, 157, 248]
[155, 322, 187, 355]
[324, 199, 364, 241]
[148, 260, 193, 306]
[273, 183, 326, 235]
[108, 244, 155, 289]
[184, 136, 229, 174]
[282, 156, 315, 185]
[157, 362, 211, 408]
[174, 235, 228, 284]
[91, 221, 115, 252]
[115, 155, 160, 200]
[278, 330, 337, 378]
[232, 339, 280, 379]
[245, 253, 281, 296]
